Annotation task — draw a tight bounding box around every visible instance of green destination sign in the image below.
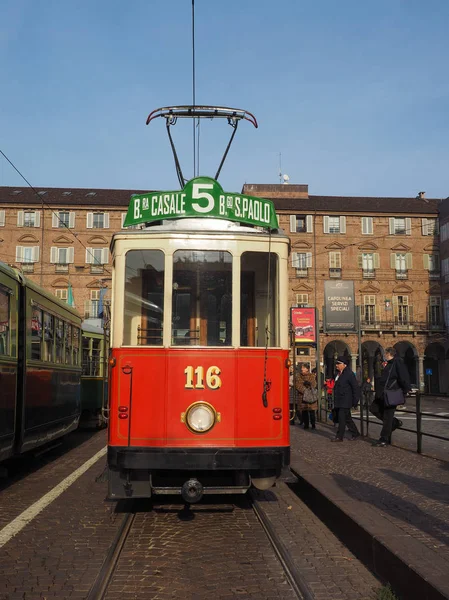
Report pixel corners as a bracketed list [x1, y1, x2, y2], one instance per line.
[123, 177, 279, 230]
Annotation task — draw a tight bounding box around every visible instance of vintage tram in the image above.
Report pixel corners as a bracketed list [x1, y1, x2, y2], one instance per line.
[0, 261, 82, 463]
[80, 323, 108, 428]
[107, 175, 291, 502]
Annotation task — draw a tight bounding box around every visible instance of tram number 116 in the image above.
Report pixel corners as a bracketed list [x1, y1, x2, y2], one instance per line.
[184, 366, 222, 390]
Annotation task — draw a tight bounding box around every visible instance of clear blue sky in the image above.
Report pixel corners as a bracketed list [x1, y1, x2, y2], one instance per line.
[1, 0, 448, 198]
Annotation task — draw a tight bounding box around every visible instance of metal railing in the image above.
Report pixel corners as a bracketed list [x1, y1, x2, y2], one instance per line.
[318, 391, 449, 454]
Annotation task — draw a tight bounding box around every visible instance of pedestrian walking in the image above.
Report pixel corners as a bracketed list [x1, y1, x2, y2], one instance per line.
[301, 380, 318, 429]
[370, 347, 410, 447]
[331, 356, 360, 442]
[361, 378, 373, 408]
[295, 363, 317, 429]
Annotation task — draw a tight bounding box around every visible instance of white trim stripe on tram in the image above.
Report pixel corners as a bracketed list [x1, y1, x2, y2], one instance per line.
[0, 446, 107, 549]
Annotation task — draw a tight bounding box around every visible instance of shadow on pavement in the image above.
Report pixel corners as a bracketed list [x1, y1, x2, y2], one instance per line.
[380, 468, 449, 506]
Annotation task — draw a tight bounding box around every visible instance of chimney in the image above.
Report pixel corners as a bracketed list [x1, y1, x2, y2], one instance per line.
[418, 191, 426, 199]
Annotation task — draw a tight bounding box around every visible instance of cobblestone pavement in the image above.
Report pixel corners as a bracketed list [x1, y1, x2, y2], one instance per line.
[290, 423, 449, 564]
[253, 484, 380, 600]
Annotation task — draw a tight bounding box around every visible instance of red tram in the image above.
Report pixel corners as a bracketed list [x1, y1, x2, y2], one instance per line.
[107, 108, 291, 502]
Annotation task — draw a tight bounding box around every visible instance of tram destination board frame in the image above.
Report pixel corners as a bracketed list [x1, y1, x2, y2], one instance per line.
[323, 280, 357, 333]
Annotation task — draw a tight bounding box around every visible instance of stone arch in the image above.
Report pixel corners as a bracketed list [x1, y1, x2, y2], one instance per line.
[424, 342, 446, 393]
[393, 341, 418, 385]
[361, 340, 384, 383]
[323, 340, 351, 379]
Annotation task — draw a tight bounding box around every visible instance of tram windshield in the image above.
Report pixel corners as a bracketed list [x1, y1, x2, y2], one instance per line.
[241, 252, 278, 347]
[124, 250, 165, 346]
[172, 250, 232, 346]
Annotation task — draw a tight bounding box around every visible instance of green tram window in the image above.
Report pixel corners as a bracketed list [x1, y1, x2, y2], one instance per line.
[65, 323, 72, 364]
[55, 319, 64, 364]
[124, 250, 164, 346]
[73, 327, 80, 366]
[43, 313, 54, 362]
[31, 307, 42, 360]
[240, 252, 279, 347]
[172, 250, 232, 347]
[0, 288, 10, 356]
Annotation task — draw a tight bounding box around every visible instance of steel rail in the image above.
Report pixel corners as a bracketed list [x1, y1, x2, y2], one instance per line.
[250, 491, 312, 600]
[86, 512, 135, 600]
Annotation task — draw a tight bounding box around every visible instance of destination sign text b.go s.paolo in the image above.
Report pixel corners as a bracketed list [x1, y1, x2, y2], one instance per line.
[123, 177, 279, 230]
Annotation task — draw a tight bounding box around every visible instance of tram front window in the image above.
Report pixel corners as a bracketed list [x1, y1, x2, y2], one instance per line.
[124, 250, 164, 346]
[172, 250, 232, 346]
[241, 252, 279, 347]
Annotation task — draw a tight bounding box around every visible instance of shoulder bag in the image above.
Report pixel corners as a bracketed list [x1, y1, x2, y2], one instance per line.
[383, 362, 405, 408]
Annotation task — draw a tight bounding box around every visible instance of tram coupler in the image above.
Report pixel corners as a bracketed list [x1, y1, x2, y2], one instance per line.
[181, 478, 204, 503]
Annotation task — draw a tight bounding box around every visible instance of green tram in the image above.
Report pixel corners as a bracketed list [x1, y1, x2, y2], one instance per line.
[80, 323, 108, 428]
[0, 261, 82, 463]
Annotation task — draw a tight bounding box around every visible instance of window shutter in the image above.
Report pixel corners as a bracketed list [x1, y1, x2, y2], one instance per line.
[291, 252, 298, 268]
[306, 215, 313, 233]
[32, 246, 40, 262]
[87, 213, 93, 228]
[405, 218, 411, 235]
[0, 210, 5, 226]
[435, 219, 440, 234]
[329, 252, 333, 268]
[340, 216, 346, 234]
[69, 212, 75, 228]
[85, 248, 92, 264]
[306, 252, 313, 268]
[17, 210, 24, 227]
[406, 253, 413, 269]
[101, 248, 109, 264]
[52, 212, 59, 228]
[375, 305, 380, 321]
[34, 211, 41, 228]
[289, 216, 296, 233]
[104, 213, 110, 228]
[121, 213, 127, 228]
[362, 217, 373, 234]
[323, 216, 330, 234]
[423, 254, 429, 270]
[435, 254, 440, 270]
[421, 218, 428, 236]
[389, 218, 395, 234]
[68, 247, 75, 263]
[50, 247, 57, 264]
[390, 253, 396, 269]
[357, 254, 363, 268]
[373, 253, 380, 269]
[16, 246, 23, 262]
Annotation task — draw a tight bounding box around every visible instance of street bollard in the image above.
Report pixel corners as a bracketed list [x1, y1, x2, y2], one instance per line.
[416, 392, 422, 454]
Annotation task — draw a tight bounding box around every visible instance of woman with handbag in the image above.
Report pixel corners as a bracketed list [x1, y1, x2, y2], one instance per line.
[371, 347, 411, 447]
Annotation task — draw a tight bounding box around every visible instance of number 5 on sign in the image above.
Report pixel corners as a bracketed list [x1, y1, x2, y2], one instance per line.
[184, 366, 222, 390]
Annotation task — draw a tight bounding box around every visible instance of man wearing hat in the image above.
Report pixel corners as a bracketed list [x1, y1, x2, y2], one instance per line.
[331, 355, 360, 442]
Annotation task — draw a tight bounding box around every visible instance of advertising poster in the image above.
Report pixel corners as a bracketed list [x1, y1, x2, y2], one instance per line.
[291, 307, 316, 344]
[324, 280, 356, 332]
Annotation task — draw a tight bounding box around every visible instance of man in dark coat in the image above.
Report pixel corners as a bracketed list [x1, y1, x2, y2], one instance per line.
[371, 347, 410, 447]
[331, 356, 360, 442]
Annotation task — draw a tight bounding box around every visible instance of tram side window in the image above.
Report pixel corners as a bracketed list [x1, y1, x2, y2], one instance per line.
[82, 335, 90, 375]
[172, 250, 232, 346]
[65, 323, 72, 364]
[31, 307, 43, 360]
[43, 313, 54, 362]
[241, 252, 279, 347]
[123, 250, 164, 346]
[55, 319, 64, 363]
[0, 288, 10, 356]
[92, 338, 102, 376]
[73, 327, 80, 366]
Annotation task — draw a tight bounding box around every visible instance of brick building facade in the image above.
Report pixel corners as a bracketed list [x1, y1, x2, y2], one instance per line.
[1, 183, 448, 391]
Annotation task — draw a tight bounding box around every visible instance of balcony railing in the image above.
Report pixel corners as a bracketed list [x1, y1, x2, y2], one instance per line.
[55, 263, 69, 273]
[84, 300, 110, 319]
[396, 270, 408, 280]
[360, 319, 445, 332]
[362, 269, 375, 279]
[296, 268, 308, 278]
[90, 264, 104, 274]
[429, 271, 440, 280]
[21, 263, 34, 273]
[329, 268, 342, 278]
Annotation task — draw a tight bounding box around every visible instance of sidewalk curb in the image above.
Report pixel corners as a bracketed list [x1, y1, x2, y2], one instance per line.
[289, 466, 449, 600]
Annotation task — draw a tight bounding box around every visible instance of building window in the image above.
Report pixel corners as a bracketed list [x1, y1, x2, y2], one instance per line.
[0, 210, 5, 227]
[424, 254, 440, 279]
[291, 252, 312, 277]
[389, 217, 411, 235]
[361, 217, 373, 235]
[50, 247, 74, 271]
[86, 247, 109, 273]
[429, 297, 441, 327]
[363, 295, 377, 324]
[55, 289, 68, 301]
[17, 210, 41, 228]
[87, 212, 109, 229]
[422, 218, 438, 236]
[323, 216, 346, 234]
[290, 215, 313, 233]
[358, 252, 379, 278]
[440, 223, 449, 242]
[52, 211, 75, 228]
[296, 294, 309, 307]
[391, 253, 411, 279]
[442, 257, 449, 283]
[393, 295, 410, 325]
[329, 252, 342, 277]
[16, 246, 40, 264]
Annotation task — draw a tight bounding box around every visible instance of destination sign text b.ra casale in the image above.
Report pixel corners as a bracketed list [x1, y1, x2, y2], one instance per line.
[123, 177, 279, 230]
[324, 280, 356, 332]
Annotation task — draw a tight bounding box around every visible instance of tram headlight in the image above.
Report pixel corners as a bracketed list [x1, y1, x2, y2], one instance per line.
[185, 402, 216, 434]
